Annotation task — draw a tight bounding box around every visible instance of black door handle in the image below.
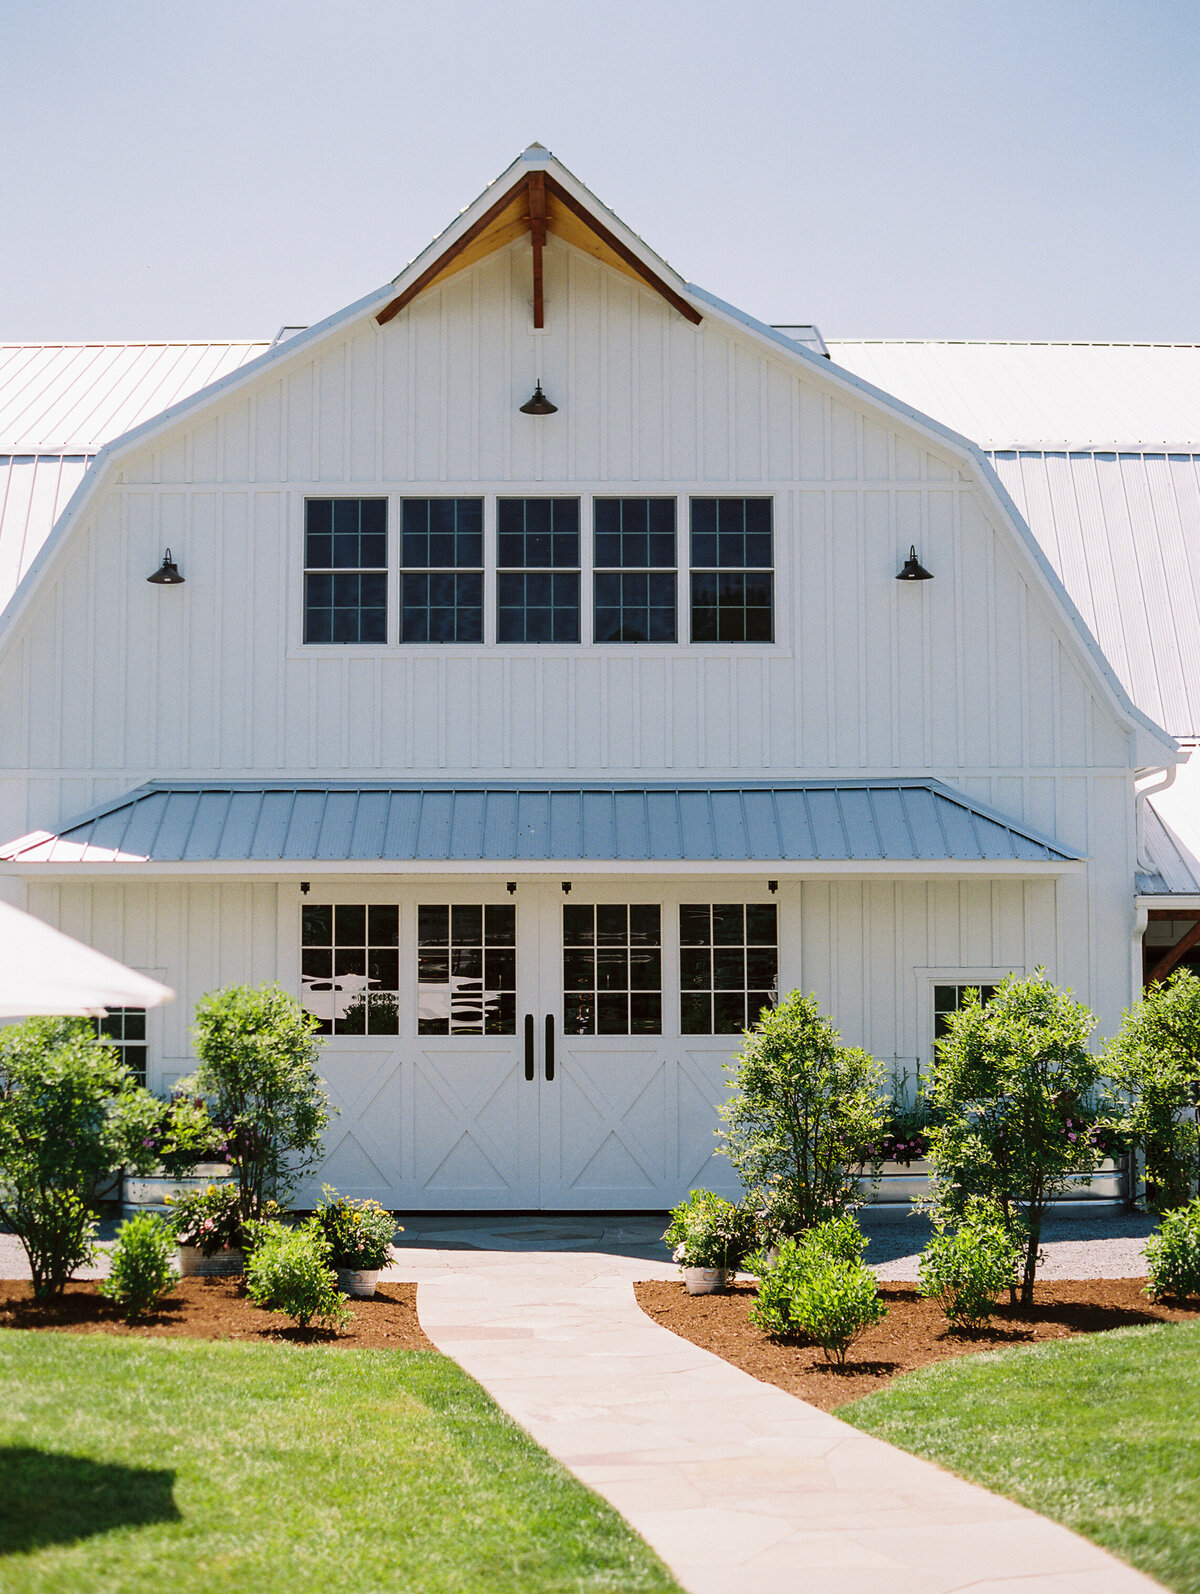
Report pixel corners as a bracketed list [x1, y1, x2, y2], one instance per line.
[524, 1013, 535, 1081]
[544, 1013, 555, 1081]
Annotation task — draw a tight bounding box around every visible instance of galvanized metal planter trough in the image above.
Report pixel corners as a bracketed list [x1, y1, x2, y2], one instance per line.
[122, 1162, 236, 1219]
[859, 1156, 1128, 1216]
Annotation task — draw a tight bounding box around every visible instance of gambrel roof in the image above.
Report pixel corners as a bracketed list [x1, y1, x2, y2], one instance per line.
[0, 149, 1179, 768]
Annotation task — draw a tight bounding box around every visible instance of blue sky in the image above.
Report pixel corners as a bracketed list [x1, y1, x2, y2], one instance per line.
[2, 0, 1196, 342]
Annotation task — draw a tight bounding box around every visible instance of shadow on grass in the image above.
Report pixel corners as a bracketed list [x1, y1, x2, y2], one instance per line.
[0, 1447, 180, 1553]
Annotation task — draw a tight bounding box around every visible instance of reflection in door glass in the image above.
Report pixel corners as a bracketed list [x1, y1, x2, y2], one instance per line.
[563, 904, 661, 1034]
[418, 905, 516, 1035]
[680, 903, 777, 1034]
[301, 904, 399, 1035]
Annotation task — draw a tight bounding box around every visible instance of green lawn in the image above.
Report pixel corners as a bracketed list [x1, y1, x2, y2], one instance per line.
[842, 1320, 1200, 1594]
[0, 1332, 683, 1594]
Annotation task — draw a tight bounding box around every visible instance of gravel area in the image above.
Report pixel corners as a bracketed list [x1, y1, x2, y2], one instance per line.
[862, 1209, 1157, 1281]
[0, 1208, 1159, 1284]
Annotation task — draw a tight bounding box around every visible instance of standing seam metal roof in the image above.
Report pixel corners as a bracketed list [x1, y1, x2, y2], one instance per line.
[0, 781, 1081, 866]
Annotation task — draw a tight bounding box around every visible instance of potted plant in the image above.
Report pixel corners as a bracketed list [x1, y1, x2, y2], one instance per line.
[314, 1185, 399, 1298]
[166, 1183, 246, 1276]
[663, 1189, 753, 1294]
[122, 1094, 236, 1218]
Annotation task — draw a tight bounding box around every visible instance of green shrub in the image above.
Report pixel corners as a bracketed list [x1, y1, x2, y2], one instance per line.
[244, 1219, 350, 1332]
[750, 1211, 878, 1351]
[99, 1213, 179, 1321]
[1108, 969, 1200, 1213]
[761, 1252, 886, 1365]
[179, 984, 333, 1228]
[1144, 1200, 1200, 1302]
[663, 1190, 755, 1271]
[0, 1017, 161, 1300]
[314, 1185, 398, 1271]
[917, 1198, 1022, 1329]
[927, 970, 1105, 1305]
[720, 991, 885, 1230]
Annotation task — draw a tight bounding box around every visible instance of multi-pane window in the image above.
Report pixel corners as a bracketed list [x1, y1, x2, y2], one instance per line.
[94, 1008, 147, 1086]
[563, 905, 662, 1035]
[304, 499, 388, 644]
[593, 499, 677, 642]
[690, 498, 774, 642]
[933, 983, 998, 1046]
[301, 904, 399, 1035]
[400, 499, 484, 642]
[680, 904, 778, 1034]
[497, 498, 580, 642]
[418, 905, 516, 1035]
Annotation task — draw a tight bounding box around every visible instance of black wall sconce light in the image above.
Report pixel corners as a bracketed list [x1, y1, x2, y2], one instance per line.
[896, 545, 933, 582]
[519, 383, 557, 415]
[768, 880, 778, 894]
[561, 880, 572, 894]
[300, 881, 310, 895]
[507, 881, 517, 894]
[147, 548, 184, 585]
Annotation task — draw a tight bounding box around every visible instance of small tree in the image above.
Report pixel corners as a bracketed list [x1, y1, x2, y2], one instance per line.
[0, 1018, 159, 1300]
[720, 991, 885, 1232]
[1107, 969, 1200, 1212]
[179, 984, 332, 1227]
[927, 970, 1103, 1305]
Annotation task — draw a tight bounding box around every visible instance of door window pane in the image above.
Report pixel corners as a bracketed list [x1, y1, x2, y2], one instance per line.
[301, 902, 399, 1035]
[679, 903, 778, 1034]
[562, 905, 662, 1035]
[689, 498, 773, 643]
[400, 499, 484, 642]
[304, 499, 388, 644]
[497, 499, 580, 642]
[418, 904, 516, 1035]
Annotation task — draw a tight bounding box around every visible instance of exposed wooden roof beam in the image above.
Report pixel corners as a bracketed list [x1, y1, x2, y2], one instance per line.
[1149, 914, 1200, 982]
[529, 170, 546, 330]
[375, 168, 702, 330]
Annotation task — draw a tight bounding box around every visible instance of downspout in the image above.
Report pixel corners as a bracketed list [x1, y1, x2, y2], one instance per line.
[1135, 764, 1177, 872]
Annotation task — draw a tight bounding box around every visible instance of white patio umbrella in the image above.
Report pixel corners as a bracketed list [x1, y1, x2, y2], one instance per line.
[0, 899, 174, 1018]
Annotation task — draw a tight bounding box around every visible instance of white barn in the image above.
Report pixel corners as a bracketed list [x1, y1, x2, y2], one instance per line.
[0, 147, 1182, 1209]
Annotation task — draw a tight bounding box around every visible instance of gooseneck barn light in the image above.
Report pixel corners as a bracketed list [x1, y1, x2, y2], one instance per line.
[147, 549, 185, 585]
[896, 545, 933, 581]
[519, 383, 557, 415]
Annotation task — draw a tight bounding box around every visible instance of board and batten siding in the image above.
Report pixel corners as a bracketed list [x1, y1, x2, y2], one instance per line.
[22, 873, 1060, 1095]
[0, 239, 1145, 1027]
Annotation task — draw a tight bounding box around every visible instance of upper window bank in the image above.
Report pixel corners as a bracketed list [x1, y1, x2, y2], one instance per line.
[302, 496, 774, 646]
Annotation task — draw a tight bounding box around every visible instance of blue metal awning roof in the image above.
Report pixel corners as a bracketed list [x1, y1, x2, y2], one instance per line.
[0, 780, 1081, 868]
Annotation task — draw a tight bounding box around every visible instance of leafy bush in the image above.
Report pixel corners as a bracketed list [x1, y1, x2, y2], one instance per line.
[179, 984, 333, 1227]
[749, 1211, 874, 1341]
[1108, 969, 1200, 1213]
[917, 1198, 1022, 1328]
[0, 1017, 160, 1300]
[99, 1212, 179, 1320]
[166, 1183, 244, 1254]
[662, 1190, 754, 1271]
[144, 1094, 230, 1179]
[785, 1256, 887, 1366]
[244, 1219, 350, 1332]
[927, 970, 1105, 1305]
[720, 991, 885, 1229]
[1144, 1200, 1200, 1302]
[314, 1185, 399, 1271]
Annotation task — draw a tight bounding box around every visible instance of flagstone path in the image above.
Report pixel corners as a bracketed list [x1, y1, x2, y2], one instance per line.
[387, 1217, 1164, 1594]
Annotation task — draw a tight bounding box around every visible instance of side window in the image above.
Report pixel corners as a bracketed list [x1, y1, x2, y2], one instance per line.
[301, 904, 399, 1035]
[593, 498, 677, 642]
[304, 499, 388, 644]
[417, 905, 516, 1035]
[496, 498, 580, 642]
[563, 905, 662, 1035]
[689, 498, 773, 642]
[680, 904, 778, 1034]
[94, 1008, 147, 1086]
[932, 983, 999, 1048]
[400, 499, 484, 642]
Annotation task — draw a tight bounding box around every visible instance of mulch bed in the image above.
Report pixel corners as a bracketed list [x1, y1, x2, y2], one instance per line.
[634, 1278, 1200, 1412]
[0, 1278, 435, 1350]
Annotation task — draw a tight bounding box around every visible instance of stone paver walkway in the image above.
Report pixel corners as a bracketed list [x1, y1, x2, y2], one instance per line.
[388, 1218, 1163, 1594]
